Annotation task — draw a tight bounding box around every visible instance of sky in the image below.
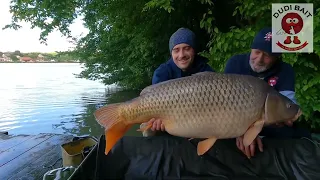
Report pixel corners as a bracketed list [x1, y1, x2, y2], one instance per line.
[0, 0, 89, 53]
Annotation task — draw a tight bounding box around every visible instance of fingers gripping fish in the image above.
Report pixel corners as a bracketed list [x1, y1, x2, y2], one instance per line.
[94, 72, 302, 156]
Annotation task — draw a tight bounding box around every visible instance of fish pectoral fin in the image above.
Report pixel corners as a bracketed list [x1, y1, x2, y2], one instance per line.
[105, 122, 133, 155]
[136, 122, 152, 132]
[243, 119, 264, 147]
[197, 137, 217, 156]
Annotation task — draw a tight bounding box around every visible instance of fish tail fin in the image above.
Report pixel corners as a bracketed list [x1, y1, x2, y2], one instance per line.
[94, 103, 133, 155]
[104, 121, 132, 155]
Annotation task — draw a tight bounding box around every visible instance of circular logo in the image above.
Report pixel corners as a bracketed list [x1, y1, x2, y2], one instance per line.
[268, 77, 278, 87]
[273, 4, 313, 52]
[281, 12, 303, 35]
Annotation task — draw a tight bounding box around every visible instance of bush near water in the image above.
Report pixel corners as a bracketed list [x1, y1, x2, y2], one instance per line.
[6, 0, 320, 131]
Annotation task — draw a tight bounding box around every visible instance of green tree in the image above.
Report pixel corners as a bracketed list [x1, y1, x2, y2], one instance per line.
[195, 0, 320, 130]
[53, 51, 79, 62]
[4, 0, 320, 130]
[4, 0, 211, 89]
[9, 54, 19, 62]
[13, 50, 22, 56]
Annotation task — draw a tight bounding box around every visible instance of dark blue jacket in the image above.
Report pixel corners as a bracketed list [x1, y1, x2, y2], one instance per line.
[152, 55, 214, 84]
[224, 53, 312, 139]
[224, 52, 296, 103]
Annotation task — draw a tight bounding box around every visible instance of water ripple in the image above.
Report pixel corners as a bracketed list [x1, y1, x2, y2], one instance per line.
[0, 63, 118, 137]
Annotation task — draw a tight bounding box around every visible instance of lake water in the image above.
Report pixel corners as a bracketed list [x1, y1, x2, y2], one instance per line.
[0, 63, 141, 137]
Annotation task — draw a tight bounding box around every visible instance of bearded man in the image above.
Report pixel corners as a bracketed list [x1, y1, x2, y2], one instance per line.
[224, 27, 311, 158]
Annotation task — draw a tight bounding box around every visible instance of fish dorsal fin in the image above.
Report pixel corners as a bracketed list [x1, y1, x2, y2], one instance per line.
[140, 71, 215, 95]
[140, 78, 182, 95]
[140, 84, 154, 95]
[140, 81, 167, 96]
[191, 71, 215, 76]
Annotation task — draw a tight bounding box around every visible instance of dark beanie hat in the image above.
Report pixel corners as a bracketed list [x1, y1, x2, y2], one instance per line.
[251, 27, 281, 57]
[169, 27, 196, 53]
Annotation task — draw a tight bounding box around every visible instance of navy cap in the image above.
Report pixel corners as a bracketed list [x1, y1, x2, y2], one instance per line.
[169, 28, 196, 53]
[251, 27, 281, 57]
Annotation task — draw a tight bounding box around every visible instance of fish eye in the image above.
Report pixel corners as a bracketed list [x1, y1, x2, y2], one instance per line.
[293, 18, 299, 23]
[286, 103, 292, 108]
[286, 18, 293, 24]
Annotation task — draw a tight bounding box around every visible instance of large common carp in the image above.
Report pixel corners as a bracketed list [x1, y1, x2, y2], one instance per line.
[94, 72, 302, 156]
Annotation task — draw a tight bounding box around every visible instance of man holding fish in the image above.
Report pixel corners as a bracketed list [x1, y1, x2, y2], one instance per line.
[224, 27, 311, 158]
[93, 27, 306, 157]
[141, 27, 215, 136]
[139, 27, 310, 156]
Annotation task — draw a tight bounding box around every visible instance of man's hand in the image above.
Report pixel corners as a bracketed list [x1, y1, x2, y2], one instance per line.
[236, 135, 263, 158]
[140, 118, 165, 137]
[148, 118, 165, 131]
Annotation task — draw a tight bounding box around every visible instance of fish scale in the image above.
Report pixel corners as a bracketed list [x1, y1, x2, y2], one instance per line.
[95, 72, 302, 156]
[133, 73, 261, 138]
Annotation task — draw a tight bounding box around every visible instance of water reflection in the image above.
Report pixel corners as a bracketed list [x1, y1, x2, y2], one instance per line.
[53, 89, 141, 137]
[0, 63, 142, 137]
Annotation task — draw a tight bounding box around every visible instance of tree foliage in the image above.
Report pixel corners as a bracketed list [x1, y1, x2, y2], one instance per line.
[5, 0, 320, 130]
[196, 0, 320, 130]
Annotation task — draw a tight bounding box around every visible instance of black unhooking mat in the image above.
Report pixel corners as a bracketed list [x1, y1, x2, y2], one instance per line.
[86, 135, 320, 180]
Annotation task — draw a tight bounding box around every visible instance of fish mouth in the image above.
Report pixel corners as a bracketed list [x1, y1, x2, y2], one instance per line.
[279, 109, 302, 126]
[292, 108, 303, 122]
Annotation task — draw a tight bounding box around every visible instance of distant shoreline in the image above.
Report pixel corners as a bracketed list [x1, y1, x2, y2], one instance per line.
[0, 61, 80, 63]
